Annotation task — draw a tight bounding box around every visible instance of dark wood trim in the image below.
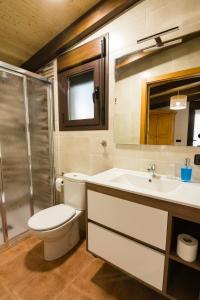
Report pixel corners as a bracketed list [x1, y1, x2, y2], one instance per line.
[88, 218, 166, 254]
[162, 214, 173, 294]
[104, 32, 109, 129]
[187, 100, 200, 146]
[86, 183, 200, 223]
[85, 185, 89, 252]
[22, 0, 142, 71]
[187, 107, 195, 146]
[169, 251, 200, 272]
[57, 36, 103, 73]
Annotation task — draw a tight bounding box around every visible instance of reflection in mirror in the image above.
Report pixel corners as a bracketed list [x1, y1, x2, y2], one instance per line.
[147, 75, 200, 146]
[114, 35, 200, 147]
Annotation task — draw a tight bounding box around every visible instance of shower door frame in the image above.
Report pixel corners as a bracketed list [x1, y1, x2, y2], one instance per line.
[0, 61, 55, 244]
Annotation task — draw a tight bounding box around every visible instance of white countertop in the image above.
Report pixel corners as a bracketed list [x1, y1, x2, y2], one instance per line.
[87, 168, 200, 210]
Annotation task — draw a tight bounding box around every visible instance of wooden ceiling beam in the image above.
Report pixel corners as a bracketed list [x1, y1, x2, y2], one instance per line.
[150, 77, 200, 95]
[22, 0, 142, 71]
[150, 82, 200, 98]
[150, 92, 200, 108]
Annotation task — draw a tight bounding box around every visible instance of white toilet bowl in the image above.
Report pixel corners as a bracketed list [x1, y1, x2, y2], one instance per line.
[28, 204, 83, 261]
[28, 172, 88, 261]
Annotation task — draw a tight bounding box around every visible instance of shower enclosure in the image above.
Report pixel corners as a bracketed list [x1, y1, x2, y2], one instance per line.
[0, 61, 54, 245]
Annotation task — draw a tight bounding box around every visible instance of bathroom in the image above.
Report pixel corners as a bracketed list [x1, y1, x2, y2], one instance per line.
[0, 0, 200, 299]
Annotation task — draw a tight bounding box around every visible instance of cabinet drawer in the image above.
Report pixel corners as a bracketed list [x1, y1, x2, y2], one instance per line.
[87, 190, 168, 250]
[88, 222, 165, 291]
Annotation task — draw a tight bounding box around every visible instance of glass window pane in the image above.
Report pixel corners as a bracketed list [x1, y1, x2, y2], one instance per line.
[68, 71, 94, 120]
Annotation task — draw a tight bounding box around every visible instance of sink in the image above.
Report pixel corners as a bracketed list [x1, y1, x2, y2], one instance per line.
[110, 173, 181, 193]
[87, 168, 200, 209]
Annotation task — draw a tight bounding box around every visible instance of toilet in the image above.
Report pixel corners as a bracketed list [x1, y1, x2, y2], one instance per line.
[28, 173, 88, 261]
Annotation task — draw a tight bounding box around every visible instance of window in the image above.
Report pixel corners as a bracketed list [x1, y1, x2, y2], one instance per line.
[58, 35, 108, 131]
[68, 70, 94, 121]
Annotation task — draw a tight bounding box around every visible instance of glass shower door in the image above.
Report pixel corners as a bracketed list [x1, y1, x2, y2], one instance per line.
[0, 149, 5, 245]
[0, 69, 31, 241]
[27, 78, 54, 213]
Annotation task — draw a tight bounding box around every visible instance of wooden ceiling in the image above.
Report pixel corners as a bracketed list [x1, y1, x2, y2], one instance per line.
[150, 77, 200, 109]
[0, 0, 101, 66]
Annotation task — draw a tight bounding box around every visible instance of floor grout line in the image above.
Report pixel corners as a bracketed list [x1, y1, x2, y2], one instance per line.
[0, 279, 21, 300]
[54, 257, 98, 300]
[0, 236, 166, 300]
[71, 282, 94, 300]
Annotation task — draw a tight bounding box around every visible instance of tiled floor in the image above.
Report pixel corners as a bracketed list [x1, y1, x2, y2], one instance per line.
[0, 235, 167, 300]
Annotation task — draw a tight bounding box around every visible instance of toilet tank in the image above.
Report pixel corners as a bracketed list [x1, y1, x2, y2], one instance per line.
[63, 173, 89, 211]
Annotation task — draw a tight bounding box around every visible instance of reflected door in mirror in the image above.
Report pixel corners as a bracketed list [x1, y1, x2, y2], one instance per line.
[148, 110, 175, 145]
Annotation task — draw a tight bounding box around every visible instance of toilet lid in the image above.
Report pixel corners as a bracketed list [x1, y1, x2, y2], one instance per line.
[28, 204, 76, 231]
[63, 172, 89, 183]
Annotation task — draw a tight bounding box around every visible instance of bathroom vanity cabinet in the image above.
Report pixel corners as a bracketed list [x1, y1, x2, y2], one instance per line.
[86, 183, 200, 300]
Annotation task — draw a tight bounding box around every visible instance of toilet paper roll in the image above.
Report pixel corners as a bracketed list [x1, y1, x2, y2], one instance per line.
[56, 178, 64, 192]
[176, 233, 199, 262]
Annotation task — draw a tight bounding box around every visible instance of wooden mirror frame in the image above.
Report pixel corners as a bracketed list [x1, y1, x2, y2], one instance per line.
[140, 66, 200, 144]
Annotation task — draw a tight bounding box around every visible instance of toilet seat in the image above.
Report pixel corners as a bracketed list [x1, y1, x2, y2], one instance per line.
[28, 204, 76, 231]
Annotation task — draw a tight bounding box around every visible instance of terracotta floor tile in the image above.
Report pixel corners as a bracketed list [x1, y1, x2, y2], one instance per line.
[54, 248, 95, 284]
[20, 235, 40, 250]
[73, 260, 166, 300]
[0, 282, 18, 300]
[15, 270, 66, 300]
[0, 236, 167, 300]
[73, 260, 117, 300]
[0, 295, 17, 300]
[0, 235, 40, 267]
[57, 284, 93, 300]
[0, 241, 58, 291]
[0, 251, 35, 290]
[0, 242, 27, 267]
[0, 294, 18, 300]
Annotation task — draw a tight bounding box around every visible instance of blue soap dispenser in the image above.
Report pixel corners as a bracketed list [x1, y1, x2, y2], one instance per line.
[181, 158, 192, 182]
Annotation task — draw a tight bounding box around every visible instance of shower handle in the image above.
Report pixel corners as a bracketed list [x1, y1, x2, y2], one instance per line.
[0, 143, 8, 242]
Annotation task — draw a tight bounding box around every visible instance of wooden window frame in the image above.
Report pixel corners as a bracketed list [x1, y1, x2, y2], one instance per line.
[187, 101, 200, 146]
[58, 34, 108, 131]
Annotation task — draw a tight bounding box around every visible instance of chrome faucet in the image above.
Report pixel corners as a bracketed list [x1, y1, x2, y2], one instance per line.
[147, 163, 156, 178]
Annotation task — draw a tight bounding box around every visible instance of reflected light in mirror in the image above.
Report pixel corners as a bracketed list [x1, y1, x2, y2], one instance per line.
[170, 94, 187, 110]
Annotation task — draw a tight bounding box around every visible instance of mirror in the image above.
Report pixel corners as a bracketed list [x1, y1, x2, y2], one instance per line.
[114, 36, 200, 147]
[146, 74, 200, 146]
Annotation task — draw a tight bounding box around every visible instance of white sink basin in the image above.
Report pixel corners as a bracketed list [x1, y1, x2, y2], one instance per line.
[87, 168, 200, 209]
[110, 173, 181, 193]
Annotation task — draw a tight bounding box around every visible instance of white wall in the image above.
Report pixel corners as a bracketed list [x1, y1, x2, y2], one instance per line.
[53, 0, 200, 180]
[174, 104, 189, 146]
